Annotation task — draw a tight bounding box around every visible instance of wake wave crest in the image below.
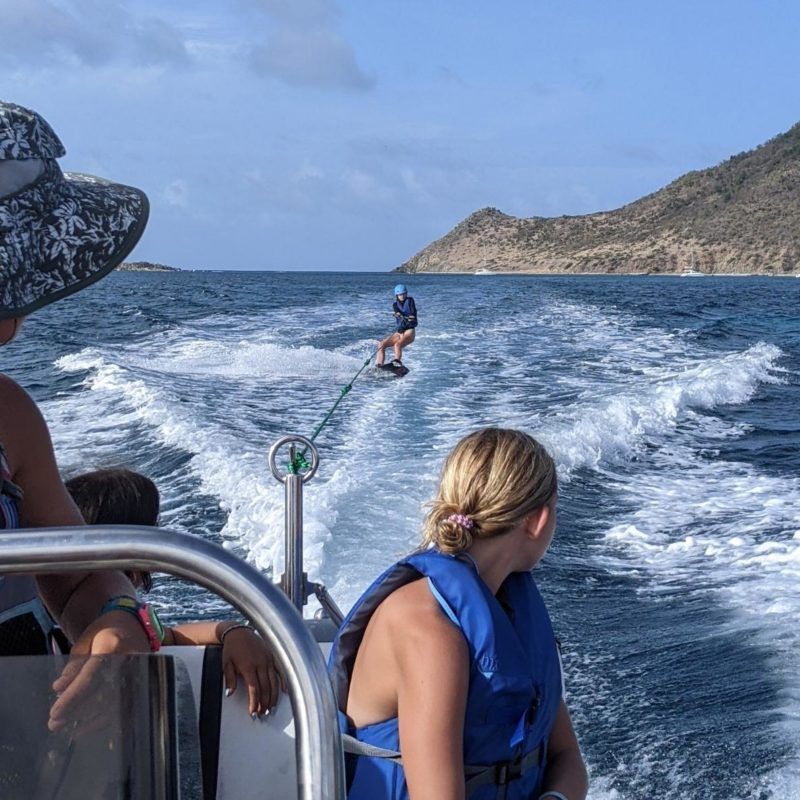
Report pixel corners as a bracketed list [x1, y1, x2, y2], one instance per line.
[58, 338, 366, 382]
[547, 342, 783, 475]
[54, 348, 335, 586]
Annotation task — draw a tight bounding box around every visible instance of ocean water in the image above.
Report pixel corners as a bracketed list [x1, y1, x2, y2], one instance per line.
[3, 271, 799, 799]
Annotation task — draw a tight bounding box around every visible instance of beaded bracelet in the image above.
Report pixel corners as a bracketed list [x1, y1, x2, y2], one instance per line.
[100, 595, 163, 652]
[219, 622, 255, 645]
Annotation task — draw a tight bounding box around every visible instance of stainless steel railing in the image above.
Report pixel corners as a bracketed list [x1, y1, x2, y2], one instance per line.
[0, 526, 345, 800]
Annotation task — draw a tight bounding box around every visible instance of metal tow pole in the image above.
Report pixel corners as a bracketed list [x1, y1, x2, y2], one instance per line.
[269, 434, 319, 612]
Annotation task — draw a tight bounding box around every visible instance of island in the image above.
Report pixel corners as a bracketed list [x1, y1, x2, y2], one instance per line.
[117, 261, 180, 272]
[396, 121, 800, 276]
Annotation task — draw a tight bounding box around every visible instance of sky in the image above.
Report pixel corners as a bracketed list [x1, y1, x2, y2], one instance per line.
[2, 0, 799, 270]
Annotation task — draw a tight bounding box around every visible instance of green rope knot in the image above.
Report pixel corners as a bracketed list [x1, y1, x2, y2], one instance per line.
[288, 451, 311, 475]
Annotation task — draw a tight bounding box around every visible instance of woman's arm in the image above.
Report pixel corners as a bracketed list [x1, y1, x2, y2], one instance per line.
[393, 584, 469, 800]
[539, 701, 588, 800]
[0, 375, 152, 732]
[0, 374, 146, 641]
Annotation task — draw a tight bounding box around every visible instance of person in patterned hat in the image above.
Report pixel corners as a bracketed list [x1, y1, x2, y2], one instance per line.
[0, 101, 148, 322]
[0, 101, 153, 733]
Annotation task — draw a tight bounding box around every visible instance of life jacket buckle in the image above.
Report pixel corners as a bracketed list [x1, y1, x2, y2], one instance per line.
[525, 694, 540, 727]
[494, 755, 523, 786]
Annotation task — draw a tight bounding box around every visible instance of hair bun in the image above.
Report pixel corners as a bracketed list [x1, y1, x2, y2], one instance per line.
[436, 518, 473, 554]
[446, 513, 473, 530]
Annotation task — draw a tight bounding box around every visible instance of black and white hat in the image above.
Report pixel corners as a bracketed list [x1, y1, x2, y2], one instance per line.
[0, 101, 149, 320]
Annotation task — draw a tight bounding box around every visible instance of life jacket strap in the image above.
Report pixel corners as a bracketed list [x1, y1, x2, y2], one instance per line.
[341, 734, 402, 765]
[463, 746, 541, 796]
[341, 734, 542, 797]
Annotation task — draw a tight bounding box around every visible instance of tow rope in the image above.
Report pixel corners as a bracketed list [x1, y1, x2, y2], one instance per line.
[287, 348, 378, 474]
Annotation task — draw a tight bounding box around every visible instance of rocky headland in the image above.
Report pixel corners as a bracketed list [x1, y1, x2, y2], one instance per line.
[397, 122, 800, 275]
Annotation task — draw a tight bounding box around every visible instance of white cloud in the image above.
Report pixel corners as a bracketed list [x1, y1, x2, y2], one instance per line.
[163, 179, 189, 208]
[245, 0, 372, 90]
[400, 167, 424, 196]
[1, 0, 370, 91]
[131, 16, 191, 66]
[294, 159, 325, 181]
[0, 0, 190, 68]
[344, 169, 394, 203]
[244, 0, 340, 28]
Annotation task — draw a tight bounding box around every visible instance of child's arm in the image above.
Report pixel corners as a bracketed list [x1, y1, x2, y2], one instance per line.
[162, 620, 232, 646]
[164, 621, 282, 717]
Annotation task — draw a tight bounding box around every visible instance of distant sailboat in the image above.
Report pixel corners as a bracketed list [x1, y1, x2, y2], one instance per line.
[475, 241, 494, 274]
[680, 252, 704, 276]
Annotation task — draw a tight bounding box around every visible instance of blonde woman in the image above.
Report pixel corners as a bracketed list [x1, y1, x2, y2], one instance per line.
[329, 428, 587, 800]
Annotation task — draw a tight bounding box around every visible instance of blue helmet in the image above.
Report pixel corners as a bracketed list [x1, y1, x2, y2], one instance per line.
[394, 283, 407, 296]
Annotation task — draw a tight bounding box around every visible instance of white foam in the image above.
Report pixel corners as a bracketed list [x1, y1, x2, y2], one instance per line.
[752, 763, 800, 800]
[52, 350, 333, 587]
[59, 337, 367, 383]
[598, 451, 800, 790]
[544, 342, 783, 475]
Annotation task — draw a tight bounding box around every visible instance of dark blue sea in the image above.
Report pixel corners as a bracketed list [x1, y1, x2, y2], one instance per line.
[3, 271, 799, 799]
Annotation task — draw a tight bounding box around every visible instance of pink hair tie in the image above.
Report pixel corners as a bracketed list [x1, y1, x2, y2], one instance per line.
[446, 513, 474, 530]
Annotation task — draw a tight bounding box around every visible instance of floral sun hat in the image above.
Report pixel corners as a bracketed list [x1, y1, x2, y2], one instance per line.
[0, 101, 149, 320]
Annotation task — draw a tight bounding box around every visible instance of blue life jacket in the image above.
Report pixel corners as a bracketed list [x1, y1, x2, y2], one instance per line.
[393, 297, 417, 332]
[328, 550, 562, 799]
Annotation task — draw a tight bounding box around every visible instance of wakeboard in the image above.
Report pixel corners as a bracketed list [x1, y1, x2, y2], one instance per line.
[376, 362, 409, 378]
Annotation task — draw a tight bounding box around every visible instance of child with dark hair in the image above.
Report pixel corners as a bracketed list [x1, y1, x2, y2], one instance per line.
[66, 468, 282, 719]
[65, 468, 158, 592]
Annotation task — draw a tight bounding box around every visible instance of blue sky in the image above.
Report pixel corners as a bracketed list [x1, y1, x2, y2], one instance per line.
[2, 0, 798, 270]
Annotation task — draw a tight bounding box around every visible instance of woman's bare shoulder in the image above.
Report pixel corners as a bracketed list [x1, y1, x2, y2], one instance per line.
[0, 374, 41, 433]
[377, 577, 466, 652]
[0, 373, 42, 418]
[0, 373, 52, 473]
[380, 577, 437, 615]
[0, 372, 27, 400]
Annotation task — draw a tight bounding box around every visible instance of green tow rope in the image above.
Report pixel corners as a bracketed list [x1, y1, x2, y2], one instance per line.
[288, 349, 377, 474]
